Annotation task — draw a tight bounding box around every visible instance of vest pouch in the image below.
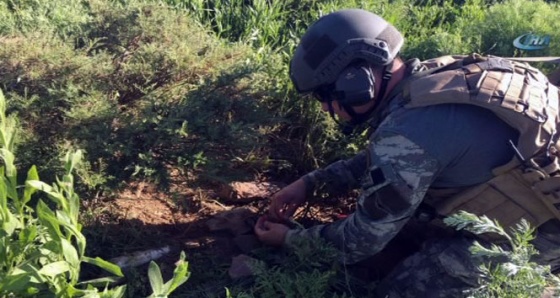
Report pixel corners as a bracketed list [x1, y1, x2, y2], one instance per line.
[532, 175, 560, 220]
[408, 69, 471, 107]
[431, 168, 555, 230]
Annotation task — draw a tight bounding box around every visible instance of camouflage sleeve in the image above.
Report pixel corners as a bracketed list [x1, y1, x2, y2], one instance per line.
[302, 150, 368, 194]
[285, 132, 439, 264]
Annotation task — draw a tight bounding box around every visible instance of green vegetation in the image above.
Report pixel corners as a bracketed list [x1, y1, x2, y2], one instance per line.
[0, 88, 189, 297]
[147, 252, 190, 298]
[228, 238, 351, 297]
[445, 212, 560, 298]
[0, 0, 559, 296]
[0, 87, 127, 296]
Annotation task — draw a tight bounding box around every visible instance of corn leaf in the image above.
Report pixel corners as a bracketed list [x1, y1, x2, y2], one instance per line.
[36, 200, 63, 241]
[56, 210, 86, 256]
[23, 166, 39, 205]
[78, 276, 124, 287]
[99, 285, 127, 298]
[64, 150, 83, 174]
[61, 238, 80, 271]
[27, 180, 69, 211]
[148, 261, 164, 296]
[0, 148, 17, 184]
[12, 263, 48, 284]
[162, 251, 190, 294]
[18, 225, 38, 246]
[38, 260, 70, 277]
[0, 273, 32, 292]
[82, 256, 124, 277]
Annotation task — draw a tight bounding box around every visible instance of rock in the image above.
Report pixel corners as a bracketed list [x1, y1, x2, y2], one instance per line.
[206, 207, 258, 235]
[218, 181, 283, 202]
[541, 287, 556, 298]
[110, 246, 171, 269]
[228, 254, 259, 279]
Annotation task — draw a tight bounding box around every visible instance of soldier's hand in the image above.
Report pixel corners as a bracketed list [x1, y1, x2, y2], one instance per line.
[268, 178, 307, 223]
[254, 215, 289, 246]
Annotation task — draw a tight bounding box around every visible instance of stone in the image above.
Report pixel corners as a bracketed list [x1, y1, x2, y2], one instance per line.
[228, 254, 259, 279]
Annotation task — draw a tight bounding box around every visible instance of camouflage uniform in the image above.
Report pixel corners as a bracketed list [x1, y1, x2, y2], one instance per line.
[284, 97, 560, 296]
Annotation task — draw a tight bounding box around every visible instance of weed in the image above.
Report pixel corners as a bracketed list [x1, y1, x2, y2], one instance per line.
[0, 89, 125, 296]
[445, 211, 560, 298]
[226, 237, 372, 298]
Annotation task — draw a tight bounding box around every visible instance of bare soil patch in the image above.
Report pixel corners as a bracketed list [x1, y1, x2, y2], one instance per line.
[82, 173, 415, 296]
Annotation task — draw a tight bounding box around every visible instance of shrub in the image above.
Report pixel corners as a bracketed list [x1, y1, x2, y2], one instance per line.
[445, 211, 560, 298]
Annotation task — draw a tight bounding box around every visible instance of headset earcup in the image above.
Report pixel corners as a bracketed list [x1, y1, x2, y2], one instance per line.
[334, 63, 376, 106]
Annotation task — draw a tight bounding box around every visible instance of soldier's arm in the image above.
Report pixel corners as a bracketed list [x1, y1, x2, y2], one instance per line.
[302, 150, 368, 194]
[285, 132, 439, 264]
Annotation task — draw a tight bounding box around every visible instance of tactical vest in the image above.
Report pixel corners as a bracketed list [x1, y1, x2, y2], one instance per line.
[396, 54, 560, 230]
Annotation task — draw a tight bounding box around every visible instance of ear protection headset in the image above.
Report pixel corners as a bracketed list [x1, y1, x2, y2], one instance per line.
[333, 62, 376, 106]
[315, 61, 393, 135]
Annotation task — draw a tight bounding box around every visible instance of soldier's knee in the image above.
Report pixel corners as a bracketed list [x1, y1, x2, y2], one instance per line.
[533, 219, 560, 272]
[374, 237, 482, 298]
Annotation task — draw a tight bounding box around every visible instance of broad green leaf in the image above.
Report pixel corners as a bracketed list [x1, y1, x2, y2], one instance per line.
[27, 180, 53, 192]
[60, 284, 85, 297]
[38, 260, 70, 277]
[148, 261, 164, 295]
[0, 148, 17, 183]
[23, 166, 39, 205]
[36, 200, 62, 241]
[82, 256, 124, 277]
[99, 285, 127, 298]
[61, 238, 80, 270]
[0, 273, 32, 292]
[55, 210, 86, 255]
[1, 280, 43, 296]
[0, 235, 7, 265]
[163, 251, 190, 293]
[27, 180, 68, 211]
[80, 290, 102, 298]
[75, 233, 86, 257]
[0, 173, 8, 211]
[78, 276, 125, 287]
[2, 210, 19, 234]
[64, 150, 83, 174]
[23, 284, 42, 295]
[56, 210, 77, 231]
[43, 240, 63, 255]
[65, 193, 80, 222]
[13, 263, 48, 284]
[19, 225, 38, 245]
[3, 176, 18, 203]
[78, 284, 100, 298]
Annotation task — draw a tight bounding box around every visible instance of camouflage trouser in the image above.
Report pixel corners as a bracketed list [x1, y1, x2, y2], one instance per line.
[373, 219, 560, 298]
[532, 219, 560, 272]
[373, 236, 482, 298]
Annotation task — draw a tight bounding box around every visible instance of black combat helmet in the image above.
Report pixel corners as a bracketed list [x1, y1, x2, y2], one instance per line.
[289, 9, 404, 94]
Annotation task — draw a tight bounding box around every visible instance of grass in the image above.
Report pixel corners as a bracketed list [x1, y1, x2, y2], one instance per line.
[0, 0, 559, 296]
